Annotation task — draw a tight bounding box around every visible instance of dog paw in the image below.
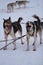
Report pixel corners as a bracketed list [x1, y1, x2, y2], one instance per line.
[13, 48, 16, 50]
[40, 42, 42, 44]
[3, 47, 7, 50]
[33, 49, 36, 51]
[26, 49, 29, 51]
[21, 42, 24, 44]
[32, 43, 34, 46]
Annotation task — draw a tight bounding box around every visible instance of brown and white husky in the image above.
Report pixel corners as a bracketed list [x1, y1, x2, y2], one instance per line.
[3, 17, 24, 50]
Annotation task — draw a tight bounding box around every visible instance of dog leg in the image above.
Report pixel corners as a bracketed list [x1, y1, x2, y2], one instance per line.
[24, 3, 26, 8]
[11, 34, 16, 50]
[18, 30, 24, 44]
[10, 30, 16, 50]
[3, 34, 8, 50]
[18, 4, 21, 9]
[13, 41, 16, 50]
[39, 29, 42, 44]
[33, 32, 36, 51]
[26, 33, 30, 51]
[32, 34, 37, 46]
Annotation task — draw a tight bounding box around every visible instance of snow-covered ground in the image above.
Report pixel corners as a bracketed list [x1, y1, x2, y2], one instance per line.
[0, 0, 43, 65]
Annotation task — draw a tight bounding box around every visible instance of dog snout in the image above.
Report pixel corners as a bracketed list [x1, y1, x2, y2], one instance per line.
[28, 25, 31, 28]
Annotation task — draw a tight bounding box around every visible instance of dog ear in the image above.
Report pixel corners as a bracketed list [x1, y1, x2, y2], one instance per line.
[9, 17, 11, 21]
[3, 18, 5, 21]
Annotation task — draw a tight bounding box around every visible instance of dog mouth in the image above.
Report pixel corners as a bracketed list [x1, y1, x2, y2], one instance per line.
[27, 25, 32, 32]
[5, 25, 11, 28]
[4, 24, 12, 34]
[27, 26, 33, 35]
[5, 24, 12, 31]
[28, 25, 31, 28]
[5, 23, 12, 28]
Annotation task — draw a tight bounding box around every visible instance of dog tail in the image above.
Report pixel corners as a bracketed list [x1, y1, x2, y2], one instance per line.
[18, 17, 23, 23]
[32, 14, 40, 21]
[32, 14, 40, 26]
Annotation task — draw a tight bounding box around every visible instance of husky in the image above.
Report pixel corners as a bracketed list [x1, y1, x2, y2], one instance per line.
[3, 17, 24, 50]
[7, 2, 17, 12]
[26, 15, 42, 51]
[16, 0, 30, 8]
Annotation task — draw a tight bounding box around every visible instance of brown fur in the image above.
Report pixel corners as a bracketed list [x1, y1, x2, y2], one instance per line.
[3, 17, 24, 50]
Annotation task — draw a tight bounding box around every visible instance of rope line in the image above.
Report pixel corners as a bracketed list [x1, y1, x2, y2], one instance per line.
[0, 34, 26, 50]
[0, 39, 14, 43]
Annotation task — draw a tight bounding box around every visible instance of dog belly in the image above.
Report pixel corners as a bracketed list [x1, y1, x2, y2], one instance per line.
[13, 27, 18, 34]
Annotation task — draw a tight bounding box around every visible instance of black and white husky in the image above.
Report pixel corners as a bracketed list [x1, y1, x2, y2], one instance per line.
[26, 15, 42, 51]
[3, 17, 24, 50]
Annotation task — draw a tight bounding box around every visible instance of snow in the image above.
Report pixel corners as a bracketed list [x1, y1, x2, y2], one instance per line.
[0, 44, 43, 65]
[0, 0, 43, 65]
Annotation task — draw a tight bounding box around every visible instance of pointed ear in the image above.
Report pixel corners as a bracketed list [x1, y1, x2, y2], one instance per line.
[9, 17, 11, 20]
[3, 18, 5, 21]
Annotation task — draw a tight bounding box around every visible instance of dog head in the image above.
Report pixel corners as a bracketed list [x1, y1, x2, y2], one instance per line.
[26, 21, 34, 35]
[3, 17, 12, 29]
[3, 17, 12, 34]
